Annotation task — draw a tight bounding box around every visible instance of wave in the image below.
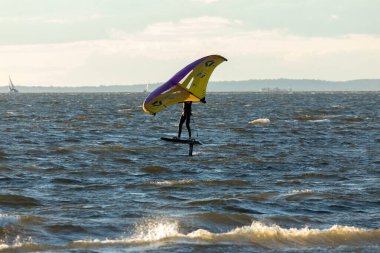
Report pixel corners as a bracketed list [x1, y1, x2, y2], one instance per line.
[0, 235, 35, 252]
[70, 220, 380, 250]
[295, 115, 330, 122]
[141, 165, 170, 174]
[146, 179, 193, 186]
[249, 118, 271, 125]
[287, 189, 313, 194]
[0, 194, 41, 207]
[1, 213, 44, 227]
[309, 119, 331, 123]
[285, 172, 340, 180]
[194, 212, 254, 227]
[248, 191, 279, 201]
[88, 145, 129, 154]
[50, 178, 82, 185]
[140, 179, 250, 187]
[337, 116, 367, 123]
[285, 189, 321, 201]
[0, 151, 7, 161]
[1, 219, 379, 252]
[295, 115, 366, 123]
[49, 146, 75, 155]
[0, 213, 19, 228]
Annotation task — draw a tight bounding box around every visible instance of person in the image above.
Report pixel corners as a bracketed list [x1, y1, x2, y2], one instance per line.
[177, 101, 192, 140]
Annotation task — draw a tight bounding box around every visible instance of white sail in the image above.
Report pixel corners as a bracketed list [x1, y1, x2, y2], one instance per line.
[8, 76, 19, 93]
[144, 83, 149, 93]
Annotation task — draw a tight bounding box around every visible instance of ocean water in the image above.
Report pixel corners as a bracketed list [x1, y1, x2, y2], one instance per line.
[0, 92, 379, 252]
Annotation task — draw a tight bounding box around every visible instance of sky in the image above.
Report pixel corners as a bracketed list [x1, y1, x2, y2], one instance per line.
[1, 0, 379, 86]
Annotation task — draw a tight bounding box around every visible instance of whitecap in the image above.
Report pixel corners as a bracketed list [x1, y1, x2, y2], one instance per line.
[0, 235, 34, 251]
[72, 219, 380, 250]
[287, 189, 313, 195]
[309, 119, 331, 123]
[249, 118, 270, 125]
[150, 180, 193, 186]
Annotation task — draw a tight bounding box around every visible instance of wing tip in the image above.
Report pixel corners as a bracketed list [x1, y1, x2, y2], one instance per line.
[143, 105, 155, 115]
[208, 54, 228, 62]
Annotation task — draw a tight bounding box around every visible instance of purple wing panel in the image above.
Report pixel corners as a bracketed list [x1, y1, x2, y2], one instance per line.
[144, 56, 207, 104]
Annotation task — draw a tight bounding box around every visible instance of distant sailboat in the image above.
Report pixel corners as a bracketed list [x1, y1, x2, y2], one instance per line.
[8, 76, 19, 93]
[144, 83, 149, 93]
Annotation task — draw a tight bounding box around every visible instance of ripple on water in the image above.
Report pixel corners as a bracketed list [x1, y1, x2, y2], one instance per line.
[0, 194, 41, 207]
[137, 179, 251, 189]
[50, 178, 82, 185]
[45, 224, 87, 234]
[285, 172, 343, 180]
[141, 165, 170, 174]
[192, 212, 255, 228]
[0, 150, 8, 160]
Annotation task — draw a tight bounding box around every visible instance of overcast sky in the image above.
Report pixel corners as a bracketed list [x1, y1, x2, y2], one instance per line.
[1, 0, 379, 86]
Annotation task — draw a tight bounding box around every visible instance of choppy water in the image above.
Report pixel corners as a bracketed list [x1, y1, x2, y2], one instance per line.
[1, 92, 379, 252]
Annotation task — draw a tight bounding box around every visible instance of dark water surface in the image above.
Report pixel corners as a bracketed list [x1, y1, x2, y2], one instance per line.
[1, 92, 379, 252]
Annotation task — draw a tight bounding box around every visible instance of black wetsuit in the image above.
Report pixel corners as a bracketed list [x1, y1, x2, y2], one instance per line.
[178, 102, 192, 139]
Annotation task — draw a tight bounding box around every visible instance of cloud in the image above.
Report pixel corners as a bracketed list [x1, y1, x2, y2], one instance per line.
[111, 16, 242, 38]
[0, 14, 103, 24]
[108, 16, 380, 62]
[330, 14, 340, 21]
[192, 0, 220, 4]
[1, 16, 380, 85]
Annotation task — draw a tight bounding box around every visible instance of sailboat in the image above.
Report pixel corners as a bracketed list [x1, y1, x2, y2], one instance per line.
[144, 83, 149, 93]
[8, 76, 19, 93]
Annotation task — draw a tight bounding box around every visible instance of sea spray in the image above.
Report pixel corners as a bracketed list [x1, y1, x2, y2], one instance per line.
[0, 235, 35, 251]
[131, 218, 180, 242]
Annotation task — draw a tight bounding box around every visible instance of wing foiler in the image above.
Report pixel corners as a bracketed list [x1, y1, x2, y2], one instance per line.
[143, 55, 227, 115]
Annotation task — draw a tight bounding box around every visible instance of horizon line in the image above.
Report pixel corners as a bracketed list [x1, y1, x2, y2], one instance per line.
[1, 78, 379, 88]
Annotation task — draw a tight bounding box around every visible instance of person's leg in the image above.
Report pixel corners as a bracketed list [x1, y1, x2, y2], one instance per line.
[178, 115, 185, 139]
[185, 114, 191, 139]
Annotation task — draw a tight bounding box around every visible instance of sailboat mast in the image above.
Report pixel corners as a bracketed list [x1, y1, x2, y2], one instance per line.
[8, 75, 18, 93]
[9, 76, 13, 91]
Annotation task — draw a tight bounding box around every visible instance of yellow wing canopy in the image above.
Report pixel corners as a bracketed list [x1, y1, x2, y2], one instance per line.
[143, 55, 227, 115]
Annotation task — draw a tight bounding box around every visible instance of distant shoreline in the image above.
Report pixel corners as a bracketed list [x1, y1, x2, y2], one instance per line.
[0, 79, 379, 93]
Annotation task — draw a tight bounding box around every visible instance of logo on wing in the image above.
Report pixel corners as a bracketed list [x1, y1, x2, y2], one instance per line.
[152, 100, 162, 106]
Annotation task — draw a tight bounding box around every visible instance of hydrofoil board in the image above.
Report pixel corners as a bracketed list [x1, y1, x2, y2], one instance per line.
[161, 137, 202, 145]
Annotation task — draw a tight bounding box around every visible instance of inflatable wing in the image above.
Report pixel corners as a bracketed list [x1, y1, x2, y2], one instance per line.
[143, 55, 227, 115]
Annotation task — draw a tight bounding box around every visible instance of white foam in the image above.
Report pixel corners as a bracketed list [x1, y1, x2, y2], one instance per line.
[131, 219, 180, 241]
[287, 189, 313, 195]
[72, 219, 380, 249]
[0, 213, 19, 226]
[0, 235, 33, 250]
[249, 118, 271, 125]
[309, 119, 331, 123]
[149, 180, 193, 186]
[74, 219, 181, 245]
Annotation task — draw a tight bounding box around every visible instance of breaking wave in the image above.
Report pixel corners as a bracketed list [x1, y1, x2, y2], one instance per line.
[249, 118, 271, 125]
[140, 179, 250, 187]
[1, 218, 379, 252]
[70, 220, 380, 251]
